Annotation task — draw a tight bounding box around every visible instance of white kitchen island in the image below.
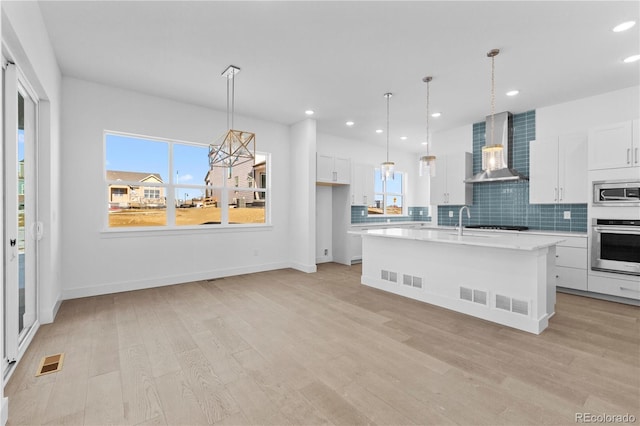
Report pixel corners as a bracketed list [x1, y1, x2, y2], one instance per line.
[353, 228, 565, 334]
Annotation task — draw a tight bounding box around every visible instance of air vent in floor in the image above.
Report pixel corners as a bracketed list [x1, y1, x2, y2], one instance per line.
[36, 353, 64, 377]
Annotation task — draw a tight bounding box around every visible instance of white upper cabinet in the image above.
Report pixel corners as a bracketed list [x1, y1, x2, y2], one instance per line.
[351, 163, 375, 205]
[317, 154, 351, 184]
[430, 152, 473, 205]
[530, 132, 587, 204]
[588, 120, 638, 170]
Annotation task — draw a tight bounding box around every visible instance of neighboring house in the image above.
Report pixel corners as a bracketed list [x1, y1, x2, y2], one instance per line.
[107, 170, 165, 208]
[204, 161, 266, 207]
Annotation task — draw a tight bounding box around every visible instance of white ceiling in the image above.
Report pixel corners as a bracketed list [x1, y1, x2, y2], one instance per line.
[36, 1, 639, 153]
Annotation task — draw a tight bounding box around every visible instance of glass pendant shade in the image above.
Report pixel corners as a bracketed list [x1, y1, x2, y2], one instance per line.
[481, 144, 505, 171]
[380, 161, 395, 181]
[419, 155, 437, 177]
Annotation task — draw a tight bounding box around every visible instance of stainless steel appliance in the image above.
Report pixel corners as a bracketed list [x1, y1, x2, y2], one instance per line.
[591, 218, 640, 276]
[593, 180, 640, 206]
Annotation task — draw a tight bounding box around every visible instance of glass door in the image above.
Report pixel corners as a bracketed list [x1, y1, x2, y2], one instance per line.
[4, 63, 38, 365]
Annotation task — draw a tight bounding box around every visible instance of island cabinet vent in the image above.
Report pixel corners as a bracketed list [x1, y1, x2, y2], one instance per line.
[381, 270, 398, 283]
[495, 294, 530, 316]
[403, 274, 423, 289]
[460, 287, 487, 305]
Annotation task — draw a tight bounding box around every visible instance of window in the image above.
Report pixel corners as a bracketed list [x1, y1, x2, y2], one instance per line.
[105, 131, 269, 229]
[370, 169, 404, 215]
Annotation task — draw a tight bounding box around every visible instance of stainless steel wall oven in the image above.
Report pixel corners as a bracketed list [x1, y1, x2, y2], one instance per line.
[591, 219, 640, 276]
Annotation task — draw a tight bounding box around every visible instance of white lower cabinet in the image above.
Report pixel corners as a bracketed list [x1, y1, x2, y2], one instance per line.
[588, 274, 640, 300]
[553, 236, 588, 291]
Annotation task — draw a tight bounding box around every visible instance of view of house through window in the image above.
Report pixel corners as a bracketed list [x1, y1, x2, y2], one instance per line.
[105, 132, 268, 228]
[369, 169, 404, 215]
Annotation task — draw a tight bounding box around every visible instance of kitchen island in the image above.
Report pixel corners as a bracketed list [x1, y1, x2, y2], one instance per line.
[352, 227, 565, 334]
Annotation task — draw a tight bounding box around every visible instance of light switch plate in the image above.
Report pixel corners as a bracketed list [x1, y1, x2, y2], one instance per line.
[563, 211, 571, 220]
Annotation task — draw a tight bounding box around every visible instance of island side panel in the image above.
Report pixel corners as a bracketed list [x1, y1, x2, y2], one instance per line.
[360, 234, 556, 334]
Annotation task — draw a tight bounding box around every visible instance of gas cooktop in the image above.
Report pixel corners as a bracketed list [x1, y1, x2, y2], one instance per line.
[465, 225, 529, 231]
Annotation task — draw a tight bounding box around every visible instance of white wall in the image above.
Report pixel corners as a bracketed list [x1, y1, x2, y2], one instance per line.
[2, 2, 63, 323]
[289, 119, 317, 272]
[60, 77, 295, 298]
[536, 86, 640, 141]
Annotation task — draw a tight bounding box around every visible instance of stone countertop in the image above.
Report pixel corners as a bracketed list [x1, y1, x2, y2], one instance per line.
[349, 227, 566, 251]
[417, 224, 587, 238]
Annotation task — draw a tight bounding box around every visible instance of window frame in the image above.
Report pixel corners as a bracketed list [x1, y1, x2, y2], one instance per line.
[373, 168, 406, 216]
[103, 130, 271, 232]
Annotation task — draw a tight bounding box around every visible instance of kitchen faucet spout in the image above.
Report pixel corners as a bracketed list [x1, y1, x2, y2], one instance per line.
[458, 206, 470, 236]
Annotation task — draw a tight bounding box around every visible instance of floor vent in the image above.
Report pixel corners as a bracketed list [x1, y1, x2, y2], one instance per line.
[495, 294, 530, 316]
[36, 353, 64, 377]
[402, 275, 423, 288]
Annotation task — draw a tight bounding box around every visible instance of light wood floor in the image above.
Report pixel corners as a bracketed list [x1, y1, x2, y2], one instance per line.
[5, 263, 640, 425]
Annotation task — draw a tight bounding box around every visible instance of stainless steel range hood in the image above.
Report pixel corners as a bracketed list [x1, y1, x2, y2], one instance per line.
[464, 111, 528, 183]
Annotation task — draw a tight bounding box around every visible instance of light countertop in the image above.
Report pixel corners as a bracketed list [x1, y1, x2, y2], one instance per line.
[350, 227, 566, 251]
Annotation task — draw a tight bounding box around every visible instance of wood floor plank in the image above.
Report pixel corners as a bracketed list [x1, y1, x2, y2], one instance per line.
[84, 370, 125, 425]
[5, 262, 639, 426]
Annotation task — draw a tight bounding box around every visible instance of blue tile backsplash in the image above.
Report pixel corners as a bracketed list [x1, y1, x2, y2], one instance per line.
[437, 110, 588, 233]
[351, 205, 431, 224]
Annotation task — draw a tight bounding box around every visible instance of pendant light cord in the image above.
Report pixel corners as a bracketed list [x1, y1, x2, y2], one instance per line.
[226, 72, 236, 130]
[386, 93, 390, 162]
[426, 79, 430, 155]
[490, 53, 496, 146]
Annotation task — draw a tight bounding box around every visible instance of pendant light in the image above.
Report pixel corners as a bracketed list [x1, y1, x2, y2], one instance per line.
[482, 49, 505, 172]
[380, 92, 395, 181]
[419, 76, 436, 177]
[209, 65, 256, 175]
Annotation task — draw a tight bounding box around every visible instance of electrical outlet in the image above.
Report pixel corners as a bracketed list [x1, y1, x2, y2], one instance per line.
[387, 219, 391, 223]
[324, 248, 328, 255]
[361, 210, 364, 216]
[419, 210, 423, 215]
[449, 210, 454, 218]
[563, 211, 571, 220]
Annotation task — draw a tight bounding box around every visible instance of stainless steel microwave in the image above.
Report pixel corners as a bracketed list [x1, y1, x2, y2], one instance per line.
[593, 180, 640, 206]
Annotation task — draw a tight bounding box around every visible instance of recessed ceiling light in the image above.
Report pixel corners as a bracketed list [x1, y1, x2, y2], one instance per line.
[613, 21, 636, 32]
[623, 54, 640, 63]
[345, 121, 355, 126]
[421, 141, 428, 145]
[506, 90, 519, 96]
[431, 112, 441, 118]
[375, 129, 383, 134]
[400, 136, 407, 140]
[305, 110, 314, 115]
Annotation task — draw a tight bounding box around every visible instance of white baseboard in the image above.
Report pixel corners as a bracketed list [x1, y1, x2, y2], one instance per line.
[290, 262, 317, 273]
[39, 298, 61, 324]
[1, 397, 8, 426]
[62, 261, 291, 300]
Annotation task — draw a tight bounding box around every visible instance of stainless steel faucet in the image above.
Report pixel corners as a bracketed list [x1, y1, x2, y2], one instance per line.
[458, 206, 470, 236]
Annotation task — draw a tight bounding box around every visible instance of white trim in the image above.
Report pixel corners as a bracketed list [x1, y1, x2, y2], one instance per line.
[61, 262, 292, 300]
[1, 397, 7, 426]
[39, 298, 61, 324]
[289, 262, 317, 274]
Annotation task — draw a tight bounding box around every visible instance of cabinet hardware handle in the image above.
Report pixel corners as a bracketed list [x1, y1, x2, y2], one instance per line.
[620, 286, 640, 293]
[554, 188, 558, 201]
[555, 275, 559, 278]
[635, 147, 639, 164]
[627, 148, 631, 164]
[559, 187, 563, 201]
[555, 254, 559, 258]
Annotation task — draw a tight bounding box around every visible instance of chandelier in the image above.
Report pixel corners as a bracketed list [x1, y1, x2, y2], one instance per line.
[209, 65, 256, 173]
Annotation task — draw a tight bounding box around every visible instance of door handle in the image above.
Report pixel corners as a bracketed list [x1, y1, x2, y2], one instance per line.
[10, 239, 16, 247]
